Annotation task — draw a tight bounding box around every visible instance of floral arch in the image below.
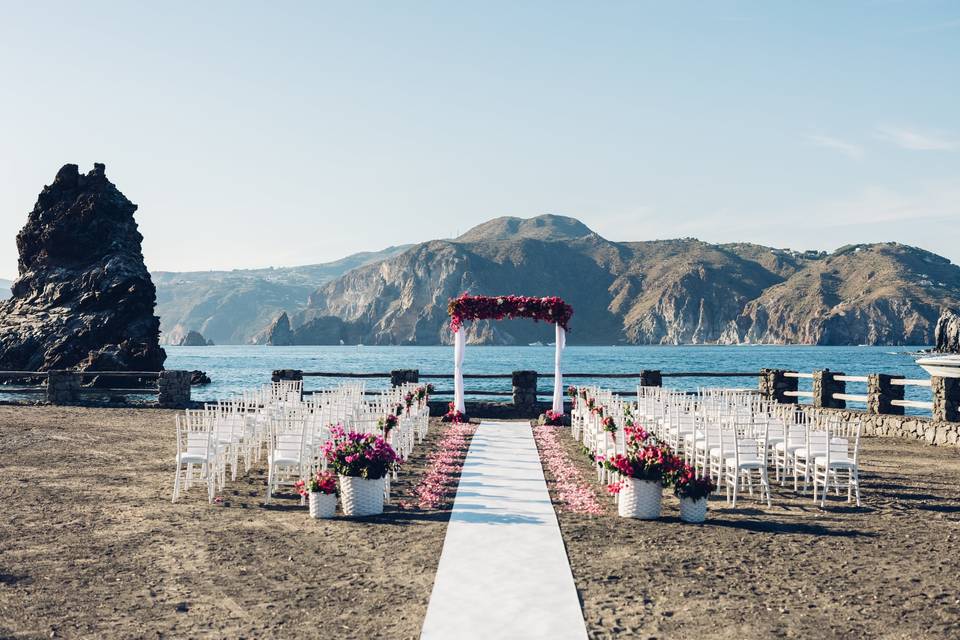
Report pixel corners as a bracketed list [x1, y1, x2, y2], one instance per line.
[447, 294, 574, 415]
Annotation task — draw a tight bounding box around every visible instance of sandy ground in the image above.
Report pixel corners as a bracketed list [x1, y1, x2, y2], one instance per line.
[541, 426, 960, 640]
[0, 407, 468, 640]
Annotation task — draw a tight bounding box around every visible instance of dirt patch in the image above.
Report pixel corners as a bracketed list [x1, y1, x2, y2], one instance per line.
[537, 425, 960, 639]
[0, 406, 471, 639]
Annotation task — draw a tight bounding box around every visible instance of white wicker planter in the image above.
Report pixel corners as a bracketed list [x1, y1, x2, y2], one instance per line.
[308, 491, 337, 519]
[339, 476, 385, 517]
[679, 497, 708, 523]
[618, 478, 662, 519]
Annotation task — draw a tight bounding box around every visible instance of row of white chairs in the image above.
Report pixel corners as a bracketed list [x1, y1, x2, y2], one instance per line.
[572, 386, 862, 508]
[173, 380, 431, 504]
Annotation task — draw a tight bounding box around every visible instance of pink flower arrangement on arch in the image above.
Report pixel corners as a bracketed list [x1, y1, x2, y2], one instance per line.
[447, 294, 573, 333]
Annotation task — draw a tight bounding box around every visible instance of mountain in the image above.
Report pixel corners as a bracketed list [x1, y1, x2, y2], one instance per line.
[152, 245, 409, 345]
[0, 279, 11, 300]
[277, 215, 960, 346]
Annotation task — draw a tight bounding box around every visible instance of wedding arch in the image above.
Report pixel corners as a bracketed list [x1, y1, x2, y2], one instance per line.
[447, 294, 574, 415]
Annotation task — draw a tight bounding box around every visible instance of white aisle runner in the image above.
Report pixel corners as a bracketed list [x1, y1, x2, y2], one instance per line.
[420, 421, 588, 640]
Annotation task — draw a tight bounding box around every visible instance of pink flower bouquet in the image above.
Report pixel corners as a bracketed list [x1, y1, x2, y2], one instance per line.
[323, 426, 401, 480]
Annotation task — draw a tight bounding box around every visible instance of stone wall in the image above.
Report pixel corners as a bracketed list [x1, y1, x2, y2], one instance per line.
[157, 370, 192, 408]
[800, 406, 960, 447]
[512, 371, 538, 415]
[46, 370, 81, 405]
[759, 368, 798, 404]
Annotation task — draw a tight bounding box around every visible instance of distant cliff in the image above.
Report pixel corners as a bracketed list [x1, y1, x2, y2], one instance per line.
[0, 163, 165, 371]
[274, 215, 960, 346]
[153, 246, 410, 345]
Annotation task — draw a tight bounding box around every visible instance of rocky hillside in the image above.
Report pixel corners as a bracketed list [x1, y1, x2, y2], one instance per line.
[153, 245, 409, 345]
[0, 163, 165, 371]
[279, 215, 960, 346]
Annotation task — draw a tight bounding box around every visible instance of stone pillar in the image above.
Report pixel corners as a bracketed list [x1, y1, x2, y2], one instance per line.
[158, 370, 192, 408]
[512, 370, 538, 413]
[759, 368, 798, 404]
[639, 370, 662, 387]
[813, 370, 846, 409]
[390, 369, 419, 387]
[46, 370, 81, 405]
[271, 369, 303, 383]
[932, 376, 960, 423]
[868, 373, 904, 415]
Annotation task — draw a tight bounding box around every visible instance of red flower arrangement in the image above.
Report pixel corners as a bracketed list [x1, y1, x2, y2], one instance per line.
[378, 413, 399, 434]
[566, 385, 578, 398]
[601, 416, 617, 434]
[443, 401, 467, 424]
[294, 470, 338, 497]
[602, 444, 682, 487]
[322, 426, 401, 480]
[539, 410, 566, 426]
[671, 465, 716, 501]
[447, 294, 573, 333]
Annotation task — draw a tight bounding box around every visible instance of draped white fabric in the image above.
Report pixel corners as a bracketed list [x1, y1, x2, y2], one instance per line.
[454, 329, 466, 413]
[552, 324, 566, 414]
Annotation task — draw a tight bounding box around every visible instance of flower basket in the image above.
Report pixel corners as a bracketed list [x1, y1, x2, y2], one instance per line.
[618, 477, 662, 519]
[339, 476, 385, 517]
[309, 491, 337, 519]
[679, 496, 708, 523]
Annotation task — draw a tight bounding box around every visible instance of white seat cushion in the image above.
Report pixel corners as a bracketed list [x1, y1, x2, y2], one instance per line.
[177, 452, 208, 465]
[271, 452, 302, 465]
[814, 456, 856, 467]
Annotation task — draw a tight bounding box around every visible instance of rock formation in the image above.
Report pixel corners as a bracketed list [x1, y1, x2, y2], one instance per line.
[0, 163, 166, 371]
[266, 312, 295, 346]
[179, 330, 210, 346]
[935, 310, 960, 353]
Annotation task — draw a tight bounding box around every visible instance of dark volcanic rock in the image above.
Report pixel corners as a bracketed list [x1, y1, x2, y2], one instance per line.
[178, 330, 209, 347]
[935, 310, 960, 353]
[0, 163, 166, 371]
[266, 312, 294, 346]
[190, 370, 211, 385]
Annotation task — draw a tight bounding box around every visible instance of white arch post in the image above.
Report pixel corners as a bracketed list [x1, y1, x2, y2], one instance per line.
[453, 323, 567, 416]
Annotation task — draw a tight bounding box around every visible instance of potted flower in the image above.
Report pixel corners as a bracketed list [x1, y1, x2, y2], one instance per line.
[295, 470, 338, 519]
[322, 426, 401, 517]
[671, 465, 715, 524]
[538, 410, 565, 426]
[603, 444, 681, 519]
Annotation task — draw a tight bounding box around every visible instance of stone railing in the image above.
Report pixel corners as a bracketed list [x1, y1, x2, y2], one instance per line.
[0, 369, 192, 408]
[757, 368, 960, 448]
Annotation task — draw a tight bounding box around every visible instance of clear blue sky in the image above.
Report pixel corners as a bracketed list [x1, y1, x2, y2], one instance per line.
[1, 1, 958, 276]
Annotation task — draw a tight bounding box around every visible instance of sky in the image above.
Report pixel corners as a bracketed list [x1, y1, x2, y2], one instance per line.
[1, 1, 958, 277]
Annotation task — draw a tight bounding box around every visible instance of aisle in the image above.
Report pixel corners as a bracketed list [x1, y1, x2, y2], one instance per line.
[420, 421, 588, 640]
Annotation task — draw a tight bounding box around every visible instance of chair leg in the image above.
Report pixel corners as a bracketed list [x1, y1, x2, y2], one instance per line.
[266, 463, 274, 504]
[731, 468, 740, 508]
[172, 466, 181, 503]
[760, 469, 772, 507]
[853, 468, 861, 507]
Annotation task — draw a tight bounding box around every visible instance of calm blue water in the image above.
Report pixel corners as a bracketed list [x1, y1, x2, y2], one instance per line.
[165, 344, 933, 408]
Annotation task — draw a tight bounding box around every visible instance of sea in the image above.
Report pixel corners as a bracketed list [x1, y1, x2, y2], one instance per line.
[164, 344, 935, 408]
